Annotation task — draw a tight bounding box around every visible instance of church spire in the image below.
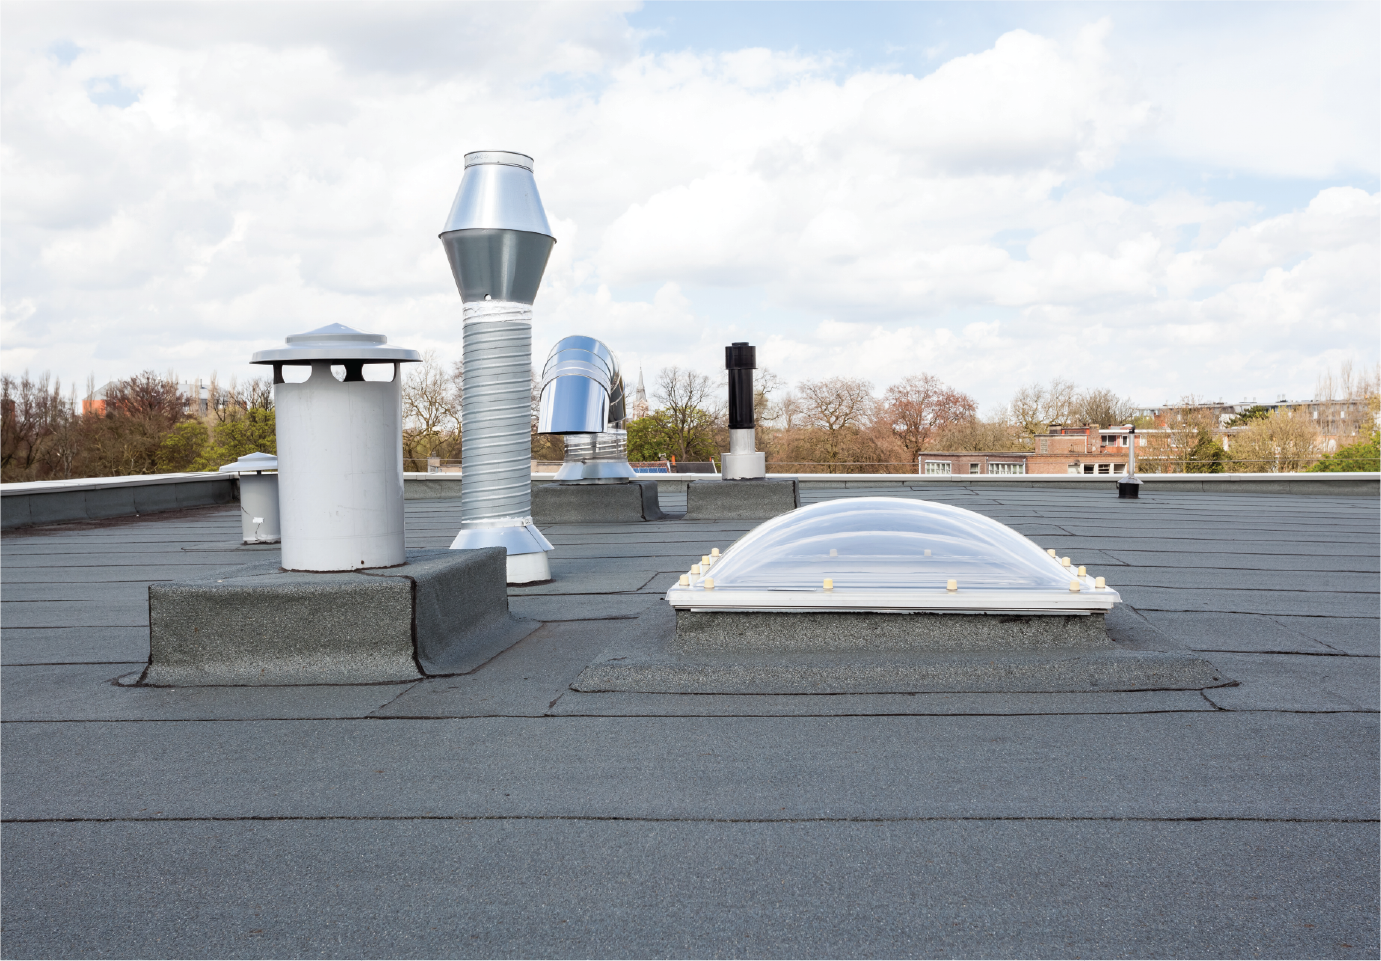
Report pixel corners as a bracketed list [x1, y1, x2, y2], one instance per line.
[630, 367, 650, 420]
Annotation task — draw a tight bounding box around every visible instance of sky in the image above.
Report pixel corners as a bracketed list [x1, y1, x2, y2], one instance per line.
[2, 1, 1378, 414]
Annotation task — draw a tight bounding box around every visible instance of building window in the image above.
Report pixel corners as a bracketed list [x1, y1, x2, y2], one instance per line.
[1098, 463, 1111, 474]
[1083, 464, 1095, 474]
[1113, 464, 1125, 474]
[924, 461, 952, 475]
[1039, 439, 1049, 454]
[989, 462, 1024, 475]
[969, 463, 980, 474]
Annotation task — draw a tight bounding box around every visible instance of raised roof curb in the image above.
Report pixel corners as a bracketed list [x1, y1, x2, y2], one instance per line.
[142, 547, 535, 686]
[531, 480, 665, 523]
[684, 478, 800, 520]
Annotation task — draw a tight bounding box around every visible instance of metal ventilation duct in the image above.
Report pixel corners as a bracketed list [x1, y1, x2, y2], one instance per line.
[440, 150, 556, 585]
[538, 335, 637, 483]
[722, 341, 766, 480]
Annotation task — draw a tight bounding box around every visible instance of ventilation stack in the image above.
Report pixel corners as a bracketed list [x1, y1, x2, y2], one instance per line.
[440, 151, 556, 585]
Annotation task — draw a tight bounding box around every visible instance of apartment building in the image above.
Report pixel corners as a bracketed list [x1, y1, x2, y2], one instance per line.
[918, 425, 1151, 476]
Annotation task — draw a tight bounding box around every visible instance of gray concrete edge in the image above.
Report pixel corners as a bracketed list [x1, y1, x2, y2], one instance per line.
[2, 476, 237, 530]
[401, 472, 1378, 500]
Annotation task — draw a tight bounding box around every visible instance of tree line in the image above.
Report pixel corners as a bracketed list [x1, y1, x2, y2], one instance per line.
[623, 369, 1145, 472]
[1, 371, 275, 483]
[5, 358, 1375, 482]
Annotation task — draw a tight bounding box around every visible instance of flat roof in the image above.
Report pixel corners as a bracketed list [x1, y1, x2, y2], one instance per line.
[2, 485, 1377, 957]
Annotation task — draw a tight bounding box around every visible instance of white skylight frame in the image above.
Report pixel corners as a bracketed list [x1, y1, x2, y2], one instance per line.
[666, 497, 1122, 614]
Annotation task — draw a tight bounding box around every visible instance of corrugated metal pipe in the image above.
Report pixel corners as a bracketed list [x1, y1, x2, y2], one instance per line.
[439, 150, 556, 585]
[538, 336, 637, 484]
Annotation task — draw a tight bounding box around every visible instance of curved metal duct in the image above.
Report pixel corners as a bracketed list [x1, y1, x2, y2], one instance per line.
[538, 336, 637, 483]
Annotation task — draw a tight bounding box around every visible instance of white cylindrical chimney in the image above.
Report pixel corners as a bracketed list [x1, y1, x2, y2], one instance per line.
[251, 324, 421, 571]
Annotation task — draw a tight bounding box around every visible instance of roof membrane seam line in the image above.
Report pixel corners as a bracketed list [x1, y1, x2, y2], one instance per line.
[16, 708, 1380, 725]
[363, 679, 427, 718]
[1266, 613, 1352, 654]
[0, 662, 144, 667]
[1185, 650, 1379, 658]
[3, 815, 1375, 825]
[539, 709, 1221, 719]
[1137, 607, 1379, 616]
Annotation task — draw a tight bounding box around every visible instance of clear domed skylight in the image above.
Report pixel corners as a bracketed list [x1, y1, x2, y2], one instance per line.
[667, 497, 1120, 613]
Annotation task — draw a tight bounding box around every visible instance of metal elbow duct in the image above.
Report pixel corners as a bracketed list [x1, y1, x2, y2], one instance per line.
[538, 336, 624, 434]
[538, 336, 637, 483]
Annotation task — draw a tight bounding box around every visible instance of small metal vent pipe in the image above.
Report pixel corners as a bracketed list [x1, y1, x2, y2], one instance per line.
[538, 335, 637, 483]
[440, 150, 556, 585]
[722, 341, 766, 480]
[218, 451, 281, 545]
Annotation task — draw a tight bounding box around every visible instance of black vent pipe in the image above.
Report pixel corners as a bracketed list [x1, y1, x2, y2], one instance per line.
[726, 342, 756, 430]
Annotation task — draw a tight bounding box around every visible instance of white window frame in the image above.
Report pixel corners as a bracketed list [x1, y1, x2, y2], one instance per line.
[989, 462, 1025, 475]
[924, 460, 953, 475]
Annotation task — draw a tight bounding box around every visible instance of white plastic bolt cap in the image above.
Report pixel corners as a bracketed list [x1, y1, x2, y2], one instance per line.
[690, 564, 701, 575]
[823, 578, 834, 591]
[704, 577, 715, 590]
[679, 574, 690, 587]
[1061, 557, 1071, 567]
[1077, 566, 1086, 576]
[1069, 580, 1081, 592]
[946, 579, 958, 592]
[1095, 576, 1106, 589]
[1047, 549, 1057, 557]
[711, 548, 720, 557]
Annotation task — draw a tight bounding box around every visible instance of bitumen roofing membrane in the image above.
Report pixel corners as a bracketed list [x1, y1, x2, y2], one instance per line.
[1, 486, 1377, 959]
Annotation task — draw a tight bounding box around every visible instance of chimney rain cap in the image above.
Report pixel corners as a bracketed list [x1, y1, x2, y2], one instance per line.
[218, 451, 278, 474]
[251, 323, 422, 364]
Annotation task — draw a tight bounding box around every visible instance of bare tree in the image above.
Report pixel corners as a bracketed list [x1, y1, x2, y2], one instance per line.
[402, 351, 462, 468]
[777, 392, 803, 431]
[1, 371, 69, 479]
[1145, 396, 1225, 473]
[1073, 388, 1136, 429]
[1230, 407, 1321, 472]
[797, 377, 874, 465]
[932, 415, 1025, 452]
[1009, 377, 1078, 436]
[879, 373, 978, 462]
[1314, 361, 1380, 446]
[653, 366, 719, 462]
[80, 371, 188, 476]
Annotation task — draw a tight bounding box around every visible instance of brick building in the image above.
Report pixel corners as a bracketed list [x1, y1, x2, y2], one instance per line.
[917, 452, 1030, 476]
[1027, 425, 1146, 475]
[918, 425, 1152, 476]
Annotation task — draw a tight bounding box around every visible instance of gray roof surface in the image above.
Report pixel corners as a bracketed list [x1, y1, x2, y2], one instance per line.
[2, 487, 1377, 959]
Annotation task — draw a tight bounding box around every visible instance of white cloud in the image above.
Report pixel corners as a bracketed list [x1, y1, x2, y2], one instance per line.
[0, 4, 1375, 411]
